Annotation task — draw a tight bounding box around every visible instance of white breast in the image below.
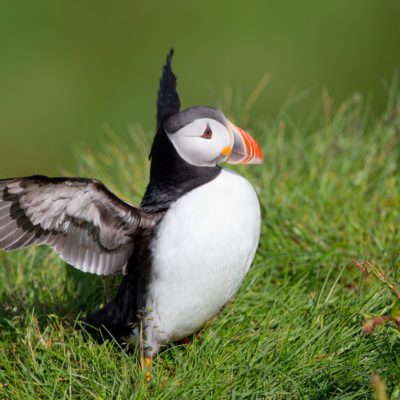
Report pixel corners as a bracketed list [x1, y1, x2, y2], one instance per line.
[143, 168, 260, 351]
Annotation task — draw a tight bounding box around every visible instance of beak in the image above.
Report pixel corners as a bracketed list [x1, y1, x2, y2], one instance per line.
[224, 121, 263, 164]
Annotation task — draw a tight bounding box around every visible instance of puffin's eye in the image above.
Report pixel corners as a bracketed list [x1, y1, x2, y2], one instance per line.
[201, 126, 213, 139]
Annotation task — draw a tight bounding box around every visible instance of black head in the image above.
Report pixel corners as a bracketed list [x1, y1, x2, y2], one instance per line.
[164, 106, 226, 133]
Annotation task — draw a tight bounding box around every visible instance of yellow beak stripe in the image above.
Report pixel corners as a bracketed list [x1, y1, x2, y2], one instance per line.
[221, 146, 231, 156]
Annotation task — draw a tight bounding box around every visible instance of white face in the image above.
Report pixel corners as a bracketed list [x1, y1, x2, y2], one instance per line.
[166, 118, 232, 167]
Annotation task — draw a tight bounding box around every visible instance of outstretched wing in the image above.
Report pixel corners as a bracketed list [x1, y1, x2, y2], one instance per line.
[149, 48, 181, 163]
[156, 48, 181, 131]
[0, 176, 162, 275]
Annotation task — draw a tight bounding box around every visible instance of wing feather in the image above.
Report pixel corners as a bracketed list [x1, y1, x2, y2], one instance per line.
[0, 175, 163, 275]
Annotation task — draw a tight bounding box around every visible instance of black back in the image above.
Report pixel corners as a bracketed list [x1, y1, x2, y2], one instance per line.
[141, 49, 220, 212]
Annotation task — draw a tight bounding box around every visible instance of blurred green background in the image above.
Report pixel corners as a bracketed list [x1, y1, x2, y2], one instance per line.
[1, 0, 400, 177]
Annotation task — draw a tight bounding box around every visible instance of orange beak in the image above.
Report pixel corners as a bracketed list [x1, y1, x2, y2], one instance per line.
[225, 122, 263, 164]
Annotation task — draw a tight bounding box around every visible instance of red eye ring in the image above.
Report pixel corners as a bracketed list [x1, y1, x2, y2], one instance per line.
[202, 126, 213, 139]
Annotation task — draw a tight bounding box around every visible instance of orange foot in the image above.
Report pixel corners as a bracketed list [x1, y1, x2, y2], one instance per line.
[143, 357, 167, 387]
[143, 357, 152, 384]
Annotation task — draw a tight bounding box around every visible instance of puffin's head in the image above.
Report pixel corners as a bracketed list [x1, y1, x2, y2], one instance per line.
[164, 106, 263, 167]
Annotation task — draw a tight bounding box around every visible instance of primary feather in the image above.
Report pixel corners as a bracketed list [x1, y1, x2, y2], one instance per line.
[0, 176, 162, 275]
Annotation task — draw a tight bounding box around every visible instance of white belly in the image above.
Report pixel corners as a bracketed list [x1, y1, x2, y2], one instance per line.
[143, 168, 260, 351]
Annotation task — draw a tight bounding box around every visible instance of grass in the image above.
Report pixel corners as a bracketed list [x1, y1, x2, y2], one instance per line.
[1, 87, 400, 399]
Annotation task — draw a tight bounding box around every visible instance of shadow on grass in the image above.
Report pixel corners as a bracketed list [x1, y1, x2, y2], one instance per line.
[0, 262, 122, 336]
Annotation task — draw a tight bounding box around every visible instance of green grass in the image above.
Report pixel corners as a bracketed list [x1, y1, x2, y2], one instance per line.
[1, 88, 400, 399]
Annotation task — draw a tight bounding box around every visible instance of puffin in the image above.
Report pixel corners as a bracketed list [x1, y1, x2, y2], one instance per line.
[0, 50, 263, 357]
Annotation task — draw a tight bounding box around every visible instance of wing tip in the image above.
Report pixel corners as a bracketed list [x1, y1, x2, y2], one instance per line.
[167, 47, 174, 64]
[156, 48, 180, 128]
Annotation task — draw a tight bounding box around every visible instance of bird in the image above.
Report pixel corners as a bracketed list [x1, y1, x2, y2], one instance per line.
[0, 49, 262, 358]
